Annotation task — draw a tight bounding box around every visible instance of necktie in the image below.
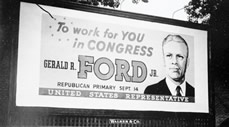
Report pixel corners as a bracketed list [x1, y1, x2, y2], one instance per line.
[176, 86, 182, 96]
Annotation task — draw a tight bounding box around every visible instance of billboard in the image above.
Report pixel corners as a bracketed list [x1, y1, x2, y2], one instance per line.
[17, 2, 209, 113]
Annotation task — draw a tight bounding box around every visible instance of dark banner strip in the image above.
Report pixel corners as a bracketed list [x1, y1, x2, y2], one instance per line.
[39, 88, 195, 103]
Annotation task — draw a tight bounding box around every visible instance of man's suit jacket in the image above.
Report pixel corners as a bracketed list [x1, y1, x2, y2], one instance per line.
[144, 78, 195, 97]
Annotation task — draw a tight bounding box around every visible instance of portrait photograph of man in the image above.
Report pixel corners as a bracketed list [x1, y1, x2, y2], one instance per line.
[144, 34, 195, 97]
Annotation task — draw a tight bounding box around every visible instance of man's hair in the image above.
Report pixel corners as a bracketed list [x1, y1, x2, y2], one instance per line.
[162, 34, 189, 58]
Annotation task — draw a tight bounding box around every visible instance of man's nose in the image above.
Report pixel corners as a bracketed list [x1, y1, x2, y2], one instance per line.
[171, 57, 178, 64]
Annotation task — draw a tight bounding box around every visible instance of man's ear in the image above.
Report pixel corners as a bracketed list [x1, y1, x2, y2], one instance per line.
[186, 57, 190, 68]
[163, 55, 166, 67]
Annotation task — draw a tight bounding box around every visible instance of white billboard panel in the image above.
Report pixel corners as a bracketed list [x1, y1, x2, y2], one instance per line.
[17, 2, 209, 113]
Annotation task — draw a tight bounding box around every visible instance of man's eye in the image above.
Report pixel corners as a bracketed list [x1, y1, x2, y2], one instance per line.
[177, 55, 184, 59]
[166, 54, 172, 58]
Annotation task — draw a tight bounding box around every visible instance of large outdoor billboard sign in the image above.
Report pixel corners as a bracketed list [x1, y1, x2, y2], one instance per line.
[17, 2, 209, 113]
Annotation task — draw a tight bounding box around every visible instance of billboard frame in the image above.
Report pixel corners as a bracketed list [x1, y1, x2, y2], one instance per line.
[9, 0, 214, 125]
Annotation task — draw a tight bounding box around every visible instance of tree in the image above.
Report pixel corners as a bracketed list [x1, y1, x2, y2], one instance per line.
[185, 0, 222, 24]
[185, 0, 229, 39]
[67, 0, 148, 8]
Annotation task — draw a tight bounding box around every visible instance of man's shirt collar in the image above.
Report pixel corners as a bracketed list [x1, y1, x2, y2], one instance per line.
[165, 78, 186, 96]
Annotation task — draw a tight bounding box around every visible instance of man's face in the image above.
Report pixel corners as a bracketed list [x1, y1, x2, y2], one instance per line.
[163, 41, 189, 82]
